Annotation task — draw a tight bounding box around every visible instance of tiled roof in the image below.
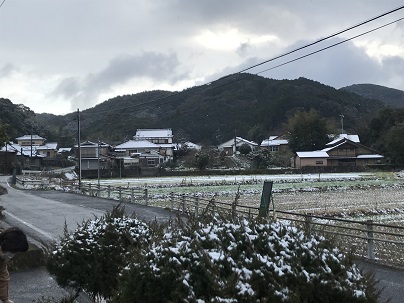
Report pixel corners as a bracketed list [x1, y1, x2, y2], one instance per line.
[134, 129, 173, 138]
[326, 134, 360, 146]
[115, 140, 159, 149]
[16, 135, 45, 141]
[296, 151, 329, 158]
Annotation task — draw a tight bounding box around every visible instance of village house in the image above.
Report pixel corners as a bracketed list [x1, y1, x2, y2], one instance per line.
[0, 141, 43, 171]
[16, 135, 46, 146]
[1, 135, 56, 170]
[294, 134, 384, 169]
[260, 135, 289, 152]
[218, 137, 258, 156]
[133, 128, 175, 161]
[75, 141, 111, 171]
[114, 140, 165, 168]
[36, 142, 58, 157]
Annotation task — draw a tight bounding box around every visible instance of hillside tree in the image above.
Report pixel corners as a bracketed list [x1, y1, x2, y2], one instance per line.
[0, 123, 9, 147]
[286, 109, 329, 153]
[385, 122, 404, 164]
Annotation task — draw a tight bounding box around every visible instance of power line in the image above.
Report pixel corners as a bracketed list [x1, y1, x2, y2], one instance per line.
[170, 17, 404, 104]
[80, 6, 404, 117]
[255, 17, 404, 76]
[0, 0, 6, 9]
[238, 5, 404, 74]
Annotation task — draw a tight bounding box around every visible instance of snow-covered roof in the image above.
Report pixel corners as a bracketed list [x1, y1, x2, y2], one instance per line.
[261, 139, 288, 147]
[134, 128, 173, 139]
[16, 135, 46, 141]
[1, 143, 40, 156]
[37, 142, 58, 150]
[326, 134, 360, 146]
[219, 137, 258, 149]
[58, 148, 72, 153]
[296, 151, 329, 158]
[182, 142, 202, 150]
[115, 140, 159, 149]
[322, 140, 351, 152]
[357, 154, 384, 159]
[74, 141, 110, 148]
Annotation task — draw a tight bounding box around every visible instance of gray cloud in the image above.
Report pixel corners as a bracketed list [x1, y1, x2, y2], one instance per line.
[0, 64, 17, 78]
[2, 0, 404, 114]
[202, 36, 403, 92]
[50, 51, 187, 110]
[262, 38, 380, 88]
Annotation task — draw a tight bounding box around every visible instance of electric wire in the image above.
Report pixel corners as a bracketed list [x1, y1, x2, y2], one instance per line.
[79, 6, 404, 117]
[0, 0, 5, 9]
[255, 17, 404, 76]
[197, 16, 404, 94]
[238, 5, 404, 74]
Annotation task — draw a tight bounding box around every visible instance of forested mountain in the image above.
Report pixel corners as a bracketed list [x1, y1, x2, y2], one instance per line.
[341, 84, 404, 108]
[1, 74, 387, 147]
[0, 98, 51, 142]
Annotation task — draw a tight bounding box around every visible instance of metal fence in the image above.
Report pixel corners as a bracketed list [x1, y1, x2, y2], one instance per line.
[16, 177, 50, 187]
[15, 178, 404, 266]
[165, 192, 404, 267]
[61, 181, 149, 205]
[167, 193, 259, 218]
[273, 210, 404, 266]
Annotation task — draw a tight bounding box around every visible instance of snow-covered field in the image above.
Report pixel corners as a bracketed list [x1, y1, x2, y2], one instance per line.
[84, 172, 375, 186]
[20, 171, 404, 264]
[79, 172, 404, 223]
[20, 171, 404, 224]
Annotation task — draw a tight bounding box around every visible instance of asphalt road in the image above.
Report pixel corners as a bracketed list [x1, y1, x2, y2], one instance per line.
[0, 175, 403, 303]
[0, 176, 173, 246]
[0, 175, 173, 302]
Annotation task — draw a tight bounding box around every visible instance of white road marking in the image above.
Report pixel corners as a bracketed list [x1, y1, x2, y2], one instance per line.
[5, 211, 55, 240]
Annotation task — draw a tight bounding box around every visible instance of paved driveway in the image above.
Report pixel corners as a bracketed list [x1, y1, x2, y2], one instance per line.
[0, 176, 172, 245]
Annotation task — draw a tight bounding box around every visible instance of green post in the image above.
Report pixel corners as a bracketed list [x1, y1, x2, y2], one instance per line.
[259, 181, 273, 217]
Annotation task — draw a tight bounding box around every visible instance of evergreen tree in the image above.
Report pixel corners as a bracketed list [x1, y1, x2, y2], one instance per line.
[385, 122, 404, 164]
[0, 123, 9, 147]
[286, 109, 329, 152]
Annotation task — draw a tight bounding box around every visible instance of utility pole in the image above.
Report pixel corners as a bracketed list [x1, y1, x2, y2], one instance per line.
[233, 129, 237, 156]
[97, 140, 100, 187]
[340, 114, 344, 134]
[30, 124, 33, 167]
[77, 109, 82, 188]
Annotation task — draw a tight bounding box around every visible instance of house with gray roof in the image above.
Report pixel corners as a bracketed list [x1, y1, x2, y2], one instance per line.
[295, 134, 383, 169]
[218, 137, 258, 156]
[36, 142, 58, 157]
[133, 128, 175, 160]
[260, 135, 289, 152]
[114, 140, 165, 168]
[74, 141, 111, 171]
[16, 135, 46, 146]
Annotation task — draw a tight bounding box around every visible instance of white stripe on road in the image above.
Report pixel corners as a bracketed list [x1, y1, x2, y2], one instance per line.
[5, 211, 55, 241]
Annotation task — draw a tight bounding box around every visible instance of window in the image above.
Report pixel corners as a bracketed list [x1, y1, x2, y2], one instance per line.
[270, 146, 279, 152]
[147, 159, 155, 166]
[315, 160, 323, 165]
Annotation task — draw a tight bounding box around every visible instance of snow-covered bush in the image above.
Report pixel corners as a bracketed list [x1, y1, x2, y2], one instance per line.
[115, 217, 378, 303]
[47, 208, 379, 302]
[47, 206, 152, 301]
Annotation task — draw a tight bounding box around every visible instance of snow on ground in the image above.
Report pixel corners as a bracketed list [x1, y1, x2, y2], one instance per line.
[87, 172, 374, 186]
[17, 171, 404, 224]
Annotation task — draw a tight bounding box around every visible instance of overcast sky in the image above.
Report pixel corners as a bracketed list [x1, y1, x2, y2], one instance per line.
[1, 1, 404, 115]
